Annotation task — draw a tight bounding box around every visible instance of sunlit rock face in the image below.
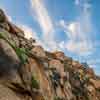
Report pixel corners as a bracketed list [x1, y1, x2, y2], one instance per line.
[31, 45, 46, 57]
[0, 9, 100, 100]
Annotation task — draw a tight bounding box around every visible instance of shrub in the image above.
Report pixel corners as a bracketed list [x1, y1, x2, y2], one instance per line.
[31, 75, 39, 89]
[15, 47, 28, 64]
[54, 96, 62, 100]
[0, 32, 7, 39]
[0, 32, 28, 64]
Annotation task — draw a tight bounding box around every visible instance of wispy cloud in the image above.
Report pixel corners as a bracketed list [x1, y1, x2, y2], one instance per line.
[17, 24, 47, 47]
[29, 0, 60, 51]
[88, 59, 100, 66]
[19, 24, 38, 39]
[29, 0, 94, 55]
[59, 0, 94, 56]
[66, 40, 93, 55]
[75, 0, 80, 5]
[59, 20, 93, 55]
[30, 0, 54, 39]
[7, 15, 13, 22]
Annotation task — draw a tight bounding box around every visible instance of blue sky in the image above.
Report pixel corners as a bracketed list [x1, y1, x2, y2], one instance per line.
[0, 0, 100, 75]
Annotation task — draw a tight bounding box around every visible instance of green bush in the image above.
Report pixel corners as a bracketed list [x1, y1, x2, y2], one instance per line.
[0, 32, 7, 39]
[54, 96, 62, 100]
[15, 47, 28, 64]
[31, 76, 39, 89]
[0, 32, 28, 64]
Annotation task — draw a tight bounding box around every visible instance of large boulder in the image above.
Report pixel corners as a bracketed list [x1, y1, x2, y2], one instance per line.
[0, 22, 10, 31]
[8, 23, 24, 37]
[86, 85, 99, 100]
[72, 61, 82, 69]
[19, 58, 54, 100]
[90, 79, 100, 89]
[49, 59, 66, 78]
[0, 84, 24, 100]
[0, 9, 7, 22]
[31, 45, 46, 57]
[0, 39, 20, 76]
[53, 51, 65, 61]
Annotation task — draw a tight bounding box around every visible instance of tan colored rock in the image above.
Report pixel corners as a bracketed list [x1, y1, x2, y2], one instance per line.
[86, 85, 99, 100]
[20, 58, 54, 100]
[64, 57, 72, 65]
[0, 22, 10, 31]
[72, 61, 82, 69]
[0, 39, 20, 77]
[32, 93, 44, 100]
[0, 9, 23, 35]
[87, 85, 95, 92]
[90, 79, 100, 89]
[0, 27, 12, 40]
[0, 39, 20, 62]
[49, 59, 66, 78]
[8, 23, 24, 37]
[64, 81, 74, 100]
[0, 9, 8, 22]
[0, 84, 24, 100]
[56, 86, 65, 98]
[31, 45, 46, 57]
[86, 68, 94, 78]
[53, 51, 65, 61]
[96, 90, 100, 100]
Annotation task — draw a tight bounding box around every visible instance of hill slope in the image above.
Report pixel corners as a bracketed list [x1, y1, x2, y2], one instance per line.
[0, 9, 100, 100]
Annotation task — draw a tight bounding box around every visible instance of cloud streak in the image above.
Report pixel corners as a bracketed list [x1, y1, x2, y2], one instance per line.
[19, 24, 38, 39]
[29, 0, 94, 55]
[59, 0, 93, 56]
[75, 0, 80, 5]
[30, 0, 60, 51]
[30, 0, 54, 38]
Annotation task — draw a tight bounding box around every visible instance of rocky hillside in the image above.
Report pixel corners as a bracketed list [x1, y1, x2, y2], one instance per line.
[0, 9, 100, 100]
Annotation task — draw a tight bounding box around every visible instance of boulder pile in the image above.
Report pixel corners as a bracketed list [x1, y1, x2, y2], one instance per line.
[0, 9, 100, 100]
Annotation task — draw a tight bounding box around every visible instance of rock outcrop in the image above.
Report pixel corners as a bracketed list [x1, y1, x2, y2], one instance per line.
[0, 9, 100, 100]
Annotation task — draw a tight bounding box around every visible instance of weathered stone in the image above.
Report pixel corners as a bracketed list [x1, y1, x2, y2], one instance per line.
[0, 39, 20, 76]
[0, 22, 10, 31]
[72, 61, 82, 69]
[85, 68, 94, 78]
[20, 39, 27, 46]
[0, 9, 7, 22]
[25, 39, 34, 49]
[49, 59, 66, 78]
[0, 39, 20, 62]
[31, 92, 44, 100]
[56, 86, 65, 98]
[8, 23, 24, 36]
[19, 58, 54, 100]
[86, 85, 98, 100]
[64, 81, 74, 100]
[31, 45, 46, 57]
[10, 34, 20, 47]
[0, 27, 12, 40]
[71, 78, 81, 88]
[53, 51, 65, 61]
[0, 84, 23, 100]
[90, 79, 100, 89]
[29, 37, 36, 43]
